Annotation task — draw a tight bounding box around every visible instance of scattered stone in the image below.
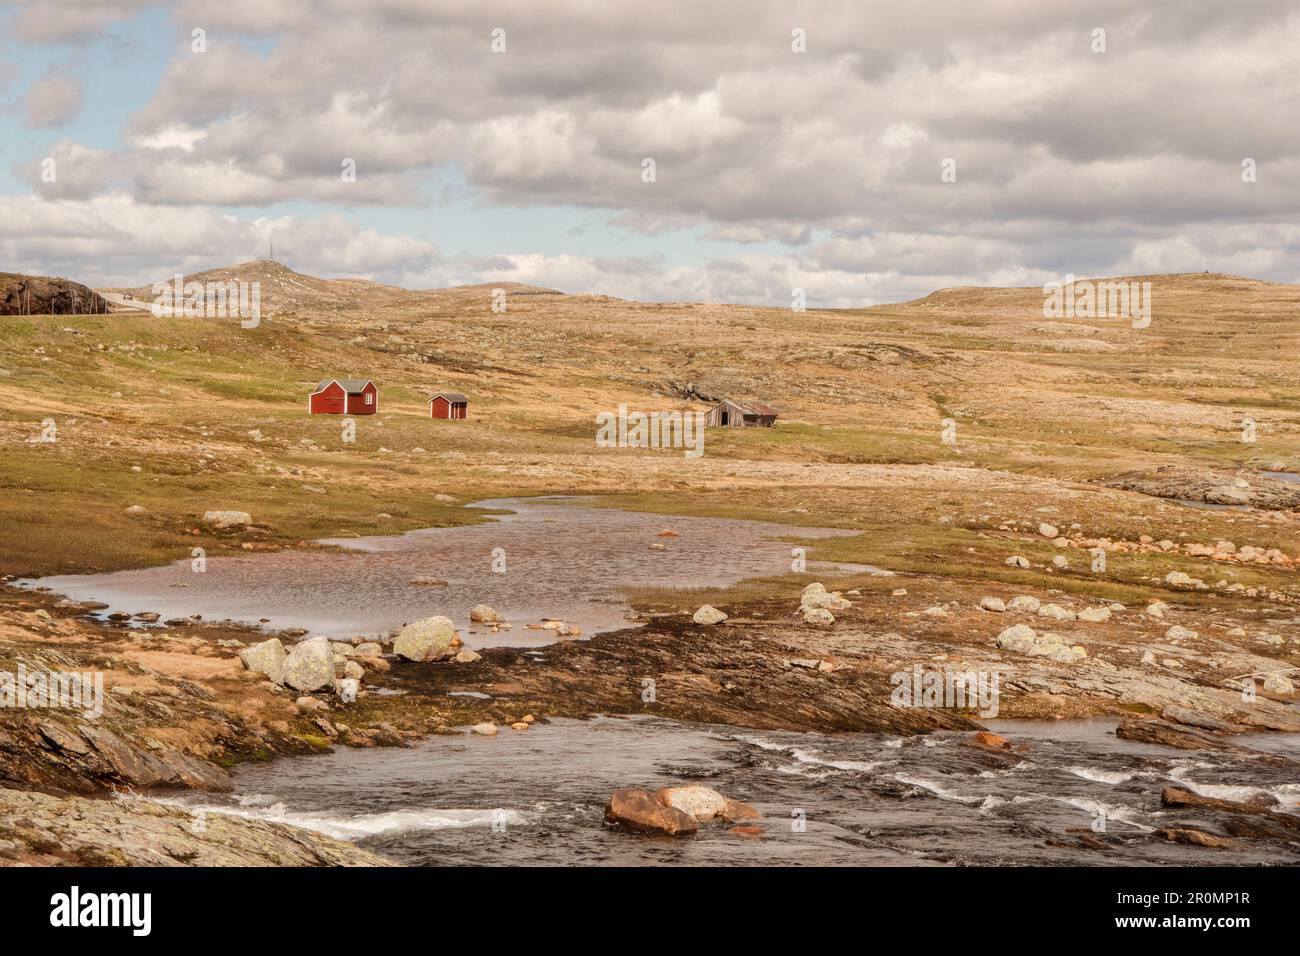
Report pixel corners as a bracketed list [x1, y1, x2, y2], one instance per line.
[1051, 555, 1069, 569]
[1157, 828, 1237, 849]
[1038, 522, 1059, 538]
[470, 723, 498, 736]
[470, 604, 502, 623]
[1165, 625, 1198, 641]
[201, 510, 252, 530]
[1005, 555, 1030, 568]
[1007, 595, 1040, 612]
[1037, 603, 1076, 621]
[454, 649, 482, 663]
[510, 722, 530, 731]
[692, 604, 728, 625]
[1077, 607, 1111, 623]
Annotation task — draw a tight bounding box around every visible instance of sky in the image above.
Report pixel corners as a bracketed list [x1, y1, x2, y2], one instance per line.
[2, 0, 1300, 306]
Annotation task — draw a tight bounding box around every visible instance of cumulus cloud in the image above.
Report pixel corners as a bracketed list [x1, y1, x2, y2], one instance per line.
[6, 0, 1300, 298]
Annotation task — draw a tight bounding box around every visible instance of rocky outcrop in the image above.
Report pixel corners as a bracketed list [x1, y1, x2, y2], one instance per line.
[0, 789, 391, 866]
[1106, 465, 1300, 511]
[0, 273, 108, 315]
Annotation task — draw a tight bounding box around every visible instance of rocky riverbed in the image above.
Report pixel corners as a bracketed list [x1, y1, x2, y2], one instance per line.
[2, 511, 1297, 864]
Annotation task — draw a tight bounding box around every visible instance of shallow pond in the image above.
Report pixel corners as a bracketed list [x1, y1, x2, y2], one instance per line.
[21, 497, 866, 646]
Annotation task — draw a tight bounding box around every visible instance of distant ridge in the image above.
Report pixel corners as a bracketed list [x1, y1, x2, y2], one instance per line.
[110, 261, 563, 316]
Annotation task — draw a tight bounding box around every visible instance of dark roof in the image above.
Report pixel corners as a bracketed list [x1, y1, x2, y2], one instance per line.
[429, 392, 468, 404]
[313, 378, 373, 394]
[714, 398, 777, 417]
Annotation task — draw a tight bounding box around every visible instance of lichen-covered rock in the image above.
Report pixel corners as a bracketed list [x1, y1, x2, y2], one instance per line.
[238, 638, 287, 684]
[282, 639, 336, 692]
[996, 624, 1085, 663]
[393, 615, 457, 662]
[201, 510, 252, 530]
[656, 785, 728, 821]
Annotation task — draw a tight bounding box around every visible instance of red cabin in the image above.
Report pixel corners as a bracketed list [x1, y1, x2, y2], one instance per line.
[429, 392, 468, 420]
[309, 378, 378, 415]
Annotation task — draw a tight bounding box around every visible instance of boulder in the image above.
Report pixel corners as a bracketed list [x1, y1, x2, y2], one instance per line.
[1038, 522, 1059, 538]
[238, 638, 287, 684]
[454, 649, 482, 663]
[201, 510, 252, 530]
[470, 722, 498, 736]
[1077, 607, 1111, 623]
[393, 615, 458, 662]
[656, 785, 728, 821]
[1165, 625, 1198, 641]
[1037, 603, 1076, 621]
[995, 624, 1038, 653]
[470, 604, 502, 623]
[1005, 555, 1030, 568]
[605, 788, 698, 837]
[1007, 595, 1040, 612]
[354, 642, 383, 657]
[692, 604, 728, 625]
[996, 625, 1085, 663]
[979, 596, 1006, 612]
[282, 639, 336, 692]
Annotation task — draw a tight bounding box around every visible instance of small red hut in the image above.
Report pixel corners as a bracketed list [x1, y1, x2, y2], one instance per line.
[429, 392, 468, 420]
[309, 378, 378, 415]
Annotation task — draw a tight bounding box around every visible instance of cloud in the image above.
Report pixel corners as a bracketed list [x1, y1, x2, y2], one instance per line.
[8, 0, 1300, 296]
[24, 71, 83, 128]
[5, 0, 161, 42]
[0, 193, 440, 286]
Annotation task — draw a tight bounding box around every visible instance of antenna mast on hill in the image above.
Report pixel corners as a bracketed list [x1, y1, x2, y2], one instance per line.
[269, 237, 274, 261]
